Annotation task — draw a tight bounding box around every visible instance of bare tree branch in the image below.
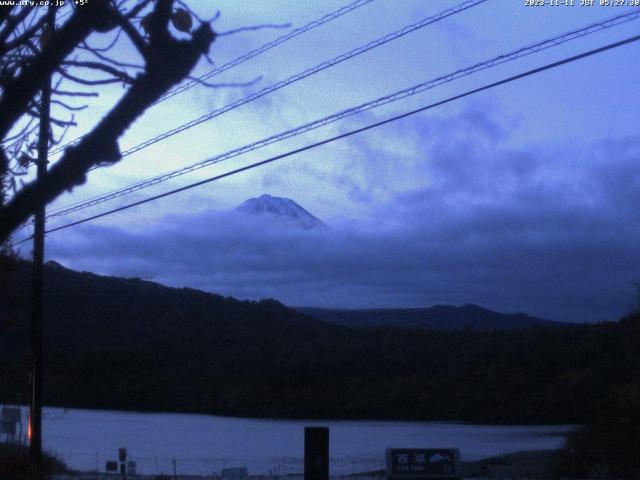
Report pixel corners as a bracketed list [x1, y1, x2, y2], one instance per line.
[187, 74, 262, 89]
[51, 99, 88, 111]
[146, 0, 174, 45]
[47, 115, 77, 128]
[80, 43, 144, 70]
[125, 0, 154, 20]
[217, 23, 291, 37]
[62, 60, 137, 83]
[0, 1, 116, 140]
[0, 6, 16, 29]
[80, 28, 122, 53]
[51, 89, 99, 97]
[3, 15, 47, 53]
[0, 7, 31, 49]
[0, 16, 216, 243]
[57, 68, 127, 86]
[111, 8, 151, 60]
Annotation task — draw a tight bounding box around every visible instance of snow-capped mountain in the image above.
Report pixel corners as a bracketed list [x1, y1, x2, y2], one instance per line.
[235, 194, 325, 229]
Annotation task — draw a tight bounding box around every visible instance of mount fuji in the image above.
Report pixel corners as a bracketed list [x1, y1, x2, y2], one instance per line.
[235, 194, 325, 230]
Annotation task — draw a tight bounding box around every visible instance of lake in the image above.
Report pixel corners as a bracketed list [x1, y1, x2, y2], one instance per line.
[3, 406, 574, 476]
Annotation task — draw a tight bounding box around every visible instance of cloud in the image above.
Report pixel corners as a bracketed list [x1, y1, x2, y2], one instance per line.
[44, 107, 640, 323]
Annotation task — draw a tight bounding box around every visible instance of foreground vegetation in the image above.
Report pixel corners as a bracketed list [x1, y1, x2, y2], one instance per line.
[553, 379, 640, 478]
[0, 443, 68, 480]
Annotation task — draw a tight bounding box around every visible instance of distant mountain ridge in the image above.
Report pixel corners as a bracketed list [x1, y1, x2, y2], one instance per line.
[2, 257, 639, 425]
[297, 304, 565, 331]
[235, 194, 324, 229]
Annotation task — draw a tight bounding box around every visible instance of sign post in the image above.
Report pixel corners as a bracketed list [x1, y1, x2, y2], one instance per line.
[118, 448, 127, 479]
[386, 449, 461, 480]
[304, 427, 329, 480]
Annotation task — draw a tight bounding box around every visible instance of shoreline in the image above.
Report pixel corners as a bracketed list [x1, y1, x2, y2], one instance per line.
[45, 450, 561, 480]
[48, 450, 559, 480]
[0, 402, 581, 426]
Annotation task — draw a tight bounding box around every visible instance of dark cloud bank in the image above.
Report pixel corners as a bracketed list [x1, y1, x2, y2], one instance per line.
[45, 109, 640, 323]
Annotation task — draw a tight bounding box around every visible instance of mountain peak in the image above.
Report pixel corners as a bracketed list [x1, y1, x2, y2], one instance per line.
[236, 194, 324, 229]
[45, 260, 67, 270]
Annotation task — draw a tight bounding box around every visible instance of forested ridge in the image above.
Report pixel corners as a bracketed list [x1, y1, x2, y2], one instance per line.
[1, 257, 639, 426]
[298, 305, 563, 331]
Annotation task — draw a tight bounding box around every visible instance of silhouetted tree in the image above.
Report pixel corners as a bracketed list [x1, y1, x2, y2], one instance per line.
[0, 0, 217, 245]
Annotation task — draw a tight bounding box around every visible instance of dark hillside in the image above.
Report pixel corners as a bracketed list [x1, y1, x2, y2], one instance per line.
[298, 304, 565, 331]
[5, 260, 336, 353]
[1, 258, 639, 424]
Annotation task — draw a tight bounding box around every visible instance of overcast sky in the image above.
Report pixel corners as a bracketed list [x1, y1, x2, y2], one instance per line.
[21, 0, 640, 322]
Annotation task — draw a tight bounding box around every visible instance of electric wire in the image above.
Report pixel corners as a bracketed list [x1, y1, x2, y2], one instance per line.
[156, 0, 377, 104]
[47, 0, 377, 156]
[8, 33, 632, 246]
[47, 0, 489, 161]
[46, 9, 640, 219]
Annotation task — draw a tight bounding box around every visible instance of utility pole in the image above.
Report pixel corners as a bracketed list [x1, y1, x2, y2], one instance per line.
[30, 7, 55, 480]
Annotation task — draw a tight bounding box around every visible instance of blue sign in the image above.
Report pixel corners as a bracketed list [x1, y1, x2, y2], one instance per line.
[386, 448, 460, 479]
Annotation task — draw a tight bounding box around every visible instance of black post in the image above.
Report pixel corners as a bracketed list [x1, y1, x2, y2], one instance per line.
[30, 7, 54, 480]
[119, 448, 127, 479]
[304, 427, 329, 480]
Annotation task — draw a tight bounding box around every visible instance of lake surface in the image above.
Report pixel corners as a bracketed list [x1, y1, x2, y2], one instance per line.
[4, 406, 573, 476]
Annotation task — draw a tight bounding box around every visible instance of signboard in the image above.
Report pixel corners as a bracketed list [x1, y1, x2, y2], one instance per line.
[222, 467, 249, 480]
[105, 461, 118, 472]
[386, 449, 460, 480]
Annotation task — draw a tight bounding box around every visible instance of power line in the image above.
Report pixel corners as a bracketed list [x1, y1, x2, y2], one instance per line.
[155, 0, 377, 104]
[46, 9, 640, 219]
[48, 0, 488, 162]
[47, 0, 376, 156]
[112, 0, 489, 159]
[30, 34, 639, 241]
